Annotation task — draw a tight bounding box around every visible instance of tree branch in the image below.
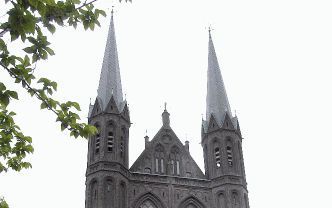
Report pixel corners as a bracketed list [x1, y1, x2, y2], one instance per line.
[0, 0, 100, 36]
[0, 61, 59, 116]
[76, 0, 99, 10]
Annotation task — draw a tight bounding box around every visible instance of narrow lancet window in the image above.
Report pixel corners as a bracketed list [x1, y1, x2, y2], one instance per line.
[120, 127, 126, 158]
[107, 132, 114, 152]
[171, 160, 175, 175]
[155, 158, 159, 172]
[95, 133, 100, 154]
[170, 146, 180, 175]
[155, 144, 165, 174]
[120, 136, 124, 157]
[215, 147, 221, 167]
[176, 160, 180, 175]
[227, 146, 233, 166]
[160, 158, 164, 173]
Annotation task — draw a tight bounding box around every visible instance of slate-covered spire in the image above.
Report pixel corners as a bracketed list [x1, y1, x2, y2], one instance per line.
[206, 30, 232, 125]
[97, 10, 123, 110]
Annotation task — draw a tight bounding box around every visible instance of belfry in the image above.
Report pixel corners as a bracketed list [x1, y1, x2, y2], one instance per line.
[85, 12, 250, 208]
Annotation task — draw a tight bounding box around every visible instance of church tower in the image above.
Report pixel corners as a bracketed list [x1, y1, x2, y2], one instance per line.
[85, 11, 130, 208]
[201, 31, 250, 208]
[84, 10, 251, 207]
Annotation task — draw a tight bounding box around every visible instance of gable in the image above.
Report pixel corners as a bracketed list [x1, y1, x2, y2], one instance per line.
[130, 126, 205, 179]
[89, 98, 102, 118]
[105, 95, 120, 114]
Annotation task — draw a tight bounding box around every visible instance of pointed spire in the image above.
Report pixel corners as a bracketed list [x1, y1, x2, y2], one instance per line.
[97, 9, 123, 110]
[206, 30, 232, 125]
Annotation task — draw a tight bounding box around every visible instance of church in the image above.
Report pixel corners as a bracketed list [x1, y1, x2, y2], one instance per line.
[85, 12, 250, 208]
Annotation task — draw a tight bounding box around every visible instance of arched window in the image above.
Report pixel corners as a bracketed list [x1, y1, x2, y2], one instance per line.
[119, 182, 126, 208]
[104, 178, 113, 208]
[178, 196, 205, 208]
[120, 136, 124, 157]
[214, 141, 221, 167]
[232, 191, 240, 208]
[139, 199, 157, 208]
[95, 124, 101, 154]
[170, 146, 180, 175]
[90, 180, 98, 208]
[215, 147, 221, 167]
[218, 192, 227, 208]
[107, 122, 115, 152]
[134, 193, 165, 208]
[185, 162, 192, 177]
[155, 144, 165, 173]
[120, 127, 126, 158]
[244, 193, 249, 208]
[226, 140, 233, 167]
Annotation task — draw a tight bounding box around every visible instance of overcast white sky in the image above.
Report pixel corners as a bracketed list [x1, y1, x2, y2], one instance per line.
[1, 0, 332, 207]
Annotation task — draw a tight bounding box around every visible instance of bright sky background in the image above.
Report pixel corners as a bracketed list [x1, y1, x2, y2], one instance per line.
[1, 0, 332, 207]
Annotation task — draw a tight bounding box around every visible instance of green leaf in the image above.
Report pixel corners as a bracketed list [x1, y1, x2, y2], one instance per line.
[44, 0, 56, 6]
[47, 88, 53, 95]
[32, 54, 38, 63]
[23, 46, 35, 54]
[8, 91, 18, 100]
[46, 24, 56, 34]
[71, 102, 81, 111]
[40, 102, 47, 109]
[95, 9, 106, 17]
[45, 47, 55, 56]
[50, 81, 57, 91]
[0, 94, 10, 107]
[71, 0, 81, 4]
[10, 32, 19, 41]
[23, 55, 31, 67]
[0, 83, 6, 91]
[89, 23, 95, 31]
[61, 123, 67, 131]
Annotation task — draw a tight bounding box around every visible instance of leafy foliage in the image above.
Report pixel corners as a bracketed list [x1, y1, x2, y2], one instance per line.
[0, 0, 106, 174]
[0, 0, 136, 205]
[0, 197, 9, 208]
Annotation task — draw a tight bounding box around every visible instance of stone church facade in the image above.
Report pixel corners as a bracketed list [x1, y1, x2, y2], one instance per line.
[85, 13, 250, 208]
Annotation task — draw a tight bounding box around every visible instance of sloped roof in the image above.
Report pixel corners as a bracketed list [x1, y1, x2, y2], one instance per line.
[206, 31, 232, 125]
[97, 12, 123, 110]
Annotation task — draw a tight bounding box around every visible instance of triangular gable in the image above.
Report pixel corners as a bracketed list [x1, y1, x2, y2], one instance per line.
[105, 95, 120, 114]
[207, 114, 220, 132]
[221, 112, 235, 130]
[130, 125, 205, 179]
[120, 102, 130, 122]
[89, 98, 102, 118]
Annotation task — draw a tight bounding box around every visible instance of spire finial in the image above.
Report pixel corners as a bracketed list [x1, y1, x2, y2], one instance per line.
[89, 98, 92, 105]
[111, 6, 114, 17]
[208, 25, 214, 38]
[162, 103, 170, 128]
[144, 130, 149, 148]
